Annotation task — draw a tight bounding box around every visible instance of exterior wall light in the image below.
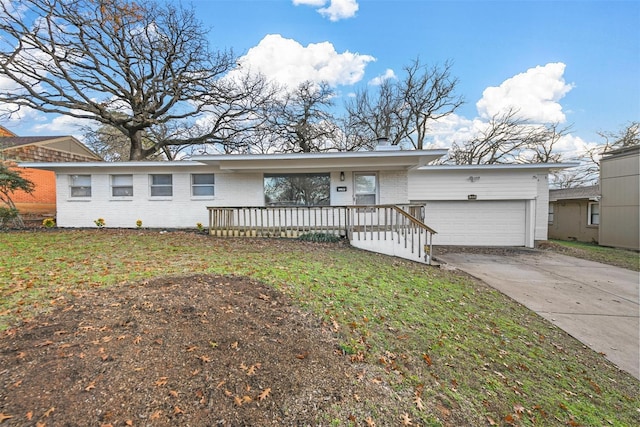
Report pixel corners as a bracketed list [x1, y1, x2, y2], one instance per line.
[340, 171, 345, 181]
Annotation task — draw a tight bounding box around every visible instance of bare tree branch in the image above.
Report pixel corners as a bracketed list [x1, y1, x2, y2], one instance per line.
[344, 58, 463, 149]
[0, 0, 272, 160]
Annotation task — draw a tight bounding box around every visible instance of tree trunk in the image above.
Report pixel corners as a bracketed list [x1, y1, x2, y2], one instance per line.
[129, 130, 146, 161]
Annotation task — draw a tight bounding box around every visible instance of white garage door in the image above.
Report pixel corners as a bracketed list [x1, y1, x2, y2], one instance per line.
[424, 201, 526, 246]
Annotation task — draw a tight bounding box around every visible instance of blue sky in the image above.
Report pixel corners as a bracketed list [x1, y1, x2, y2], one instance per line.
[4, 0, 639, 156]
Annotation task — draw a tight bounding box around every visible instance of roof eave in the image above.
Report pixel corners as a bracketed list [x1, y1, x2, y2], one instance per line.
[416, 162, 580, 172]
[193, 150, 448, 171]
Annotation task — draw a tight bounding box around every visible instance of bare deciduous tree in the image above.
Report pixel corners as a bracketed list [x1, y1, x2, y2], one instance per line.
[448, 108, 571, 165]
[345, 58, 463, 149]
[597, 121, 639, 149]
[0, 0, 272, 160]
[551, 121, 639, 188]
[267, 81, 339, 153]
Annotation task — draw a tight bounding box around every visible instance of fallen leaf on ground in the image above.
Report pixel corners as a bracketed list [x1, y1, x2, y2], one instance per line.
[422, 353, 432, 366]
[414, 395, 424, 410]
[258, 388, 271, 400]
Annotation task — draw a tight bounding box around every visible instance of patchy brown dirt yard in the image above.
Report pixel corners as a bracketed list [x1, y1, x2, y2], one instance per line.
[0, 274, 402, 426]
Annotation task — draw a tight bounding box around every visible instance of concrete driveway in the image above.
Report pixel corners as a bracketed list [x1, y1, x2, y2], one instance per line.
[436, 250, 640, 379]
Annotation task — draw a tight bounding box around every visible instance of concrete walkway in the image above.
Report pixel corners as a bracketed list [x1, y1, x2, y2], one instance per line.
[436, 250, 640, 379]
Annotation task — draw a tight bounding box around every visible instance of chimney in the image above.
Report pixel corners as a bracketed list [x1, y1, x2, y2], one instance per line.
[374, 136, 399, 151]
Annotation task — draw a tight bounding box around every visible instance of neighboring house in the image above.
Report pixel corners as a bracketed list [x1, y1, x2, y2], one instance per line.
[548, 185, 600, 243]
[20, 147, 574, 262]
[0, 127, 101, 217]
[599, 145, 639, 251]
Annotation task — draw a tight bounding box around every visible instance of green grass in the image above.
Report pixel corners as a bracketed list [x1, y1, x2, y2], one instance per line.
[1, 230, 639, 426]
[546, 239, 640, 271]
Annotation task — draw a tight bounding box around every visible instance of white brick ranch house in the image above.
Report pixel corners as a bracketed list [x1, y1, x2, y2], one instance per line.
[20, 149, 574, 263]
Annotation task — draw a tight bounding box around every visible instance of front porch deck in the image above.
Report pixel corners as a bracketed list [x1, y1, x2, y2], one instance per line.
[207, 205, 436, 264]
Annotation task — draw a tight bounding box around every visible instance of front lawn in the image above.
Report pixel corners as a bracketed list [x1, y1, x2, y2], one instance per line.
[1, 230, 638, 426]
[540, 240, 639, 271]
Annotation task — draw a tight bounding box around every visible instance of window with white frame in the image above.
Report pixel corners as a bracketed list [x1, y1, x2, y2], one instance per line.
[588, 202, 600, 226]
[69, 174, 91, 197]
[264, 173, 330, 206]
[354, 173, 377, 205]
[111, 174, 133, 197]
[150, 174, 173, 197]
[191, 174, 215, 197]
[548, 203, 554, 224]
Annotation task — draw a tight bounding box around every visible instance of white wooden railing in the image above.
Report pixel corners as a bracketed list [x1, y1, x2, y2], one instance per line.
[207, 205, 436, 264]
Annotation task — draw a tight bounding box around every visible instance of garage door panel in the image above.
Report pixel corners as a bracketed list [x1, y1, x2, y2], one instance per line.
[425, 201, 526, 246]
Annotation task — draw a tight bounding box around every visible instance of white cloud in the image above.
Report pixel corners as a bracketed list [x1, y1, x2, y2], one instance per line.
[293, 0, 359, 21]
[236, 34, 375, 89]
[318, 0, 359, 21]
[476, 62, 574, 123]
[292, 0, 326, 5]
[368, 69, 396, 86]
[31, 111, 95, 138]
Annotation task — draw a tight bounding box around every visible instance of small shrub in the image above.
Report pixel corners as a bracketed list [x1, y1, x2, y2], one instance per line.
[0, 207, 19, 228]
[196, 222, 204, 232]
[297, 232, 341, 243]
[42, 218, 56, 228]
[136, 219, 143, 228]
[94, 218, 106, 228]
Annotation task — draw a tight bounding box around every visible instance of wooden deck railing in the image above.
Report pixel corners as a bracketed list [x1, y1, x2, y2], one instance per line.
[207, 204, 436, 264]
[347, 205, 436, 264]
[208, 206, 348, 238]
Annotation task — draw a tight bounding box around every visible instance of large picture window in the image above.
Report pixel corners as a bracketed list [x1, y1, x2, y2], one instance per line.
[264, 173, 330, 206]
[70, 174, 91, 197]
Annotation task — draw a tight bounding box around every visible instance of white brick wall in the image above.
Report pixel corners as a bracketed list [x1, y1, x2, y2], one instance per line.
[379, 170, 408, 204]
[55, 165, 267, 228]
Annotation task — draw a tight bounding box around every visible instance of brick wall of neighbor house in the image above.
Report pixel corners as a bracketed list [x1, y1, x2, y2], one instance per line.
[10, 168, 57, 216]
